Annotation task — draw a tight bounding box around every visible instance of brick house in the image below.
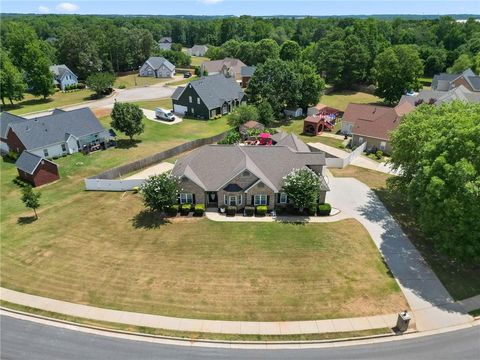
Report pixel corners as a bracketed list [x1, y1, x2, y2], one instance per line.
[16, 151, 60, 187]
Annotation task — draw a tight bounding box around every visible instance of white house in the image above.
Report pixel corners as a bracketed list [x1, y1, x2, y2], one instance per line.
[187, 45, 209, 57]
[159, 37, 172, 50]
[139, 57, 175, 78]
[50, 64, 78, 90]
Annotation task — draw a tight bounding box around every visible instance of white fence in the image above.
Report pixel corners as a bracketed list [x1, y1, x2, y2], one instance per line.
[325, 142, 367, 168]
[84, 178, 145, 191]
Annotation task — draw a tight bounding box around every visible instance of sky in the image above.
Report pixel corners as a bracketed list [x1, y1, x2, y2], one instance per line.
[1, 0, 479, 16]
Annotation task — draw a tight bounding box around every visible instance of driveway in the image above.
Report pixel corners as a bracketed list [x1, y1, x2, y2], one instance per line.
[326, 173, 472, 331]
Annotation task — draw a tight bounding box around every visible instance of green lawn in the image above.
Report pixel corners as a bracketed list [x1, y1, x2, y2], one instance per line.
[166, 76, 198, 86]
[114, 74, 170, 89]
[133, 98, 174, 111]
[321, 90, 383, 111]
[190, 56, 210, 67]
[330, 165, 480, 300]
[1, 90, 95, 115]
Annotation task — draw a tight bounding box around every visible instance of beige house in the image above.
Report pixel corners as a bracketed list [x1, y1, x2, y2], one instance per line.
[200, 58, 246, 80]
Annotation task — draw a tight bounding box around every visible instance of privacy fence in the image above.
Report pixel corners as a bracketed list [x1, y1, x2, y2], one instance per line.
[324, 142, 367, 168]
[84, 131, 228, 191]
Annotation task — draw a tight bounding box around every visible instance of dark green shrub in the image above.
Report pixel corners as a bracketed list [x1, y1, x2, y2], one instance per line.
[77, 83, 86, 89]
[180, 204, 191, 215]
[307, 204, 317, 216]
[226, 206, 237, 216]
[275, 206, 286, 215]
[166, 205, 179, 216]
[5, 150, 18, 162]
[256, 205, 268, 216]
[12, 177, 30, 188]
[318, 203, 332, 216]
[194, 204, 205, 216]
[376, 150, 383, 159]
[244, 206, 255, 216]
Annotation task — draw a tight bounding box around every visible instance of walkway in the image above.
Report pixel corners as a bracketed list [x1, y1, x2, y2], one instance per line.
[205, 209, 348, 223]
[458, 295, 480, 313]
[0, 288, 398, 335]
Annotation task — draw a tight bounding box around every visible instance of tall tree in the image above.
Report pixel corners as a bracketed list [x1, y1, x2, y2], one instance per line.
[110, 102, 145, 142]
[279, 40, 301, 61]
[86, 72, 115, 97]
[373, 45, 423, 104]
[0, 51, 26, 105]
[253, 39, 280, 64]
[282, 168, 321, 212]
[227, 104, 259, 128]
[140, 173, 180, 216]
[4, 22, 38, 69]
[448, 53, 473, 74]
[22, 41, 55, 100]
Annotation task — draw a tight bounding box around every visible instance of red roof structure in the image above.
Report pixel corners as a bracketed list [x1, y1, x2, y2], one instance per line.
[303, 115, 335, 136]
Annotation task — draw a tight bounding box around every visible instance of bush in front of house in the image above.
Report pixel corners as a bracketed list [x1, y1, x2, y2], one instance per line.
[244, 206, 255, 216]
[307, 204, 317, 216]
[194, 204, 205, 216]
[166, 204, 179, 216]
[256, 205, 268, 216]
[226, 206, 237, 216]
[180, 204, 192, 215]
[318, 203, 332, 216]
[375, 150, 383, 159]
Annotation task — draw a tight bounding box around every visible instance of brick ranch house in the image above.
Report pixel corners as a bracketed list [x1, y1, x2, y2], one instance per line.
[341, 102, 414, 155]
[171, 133, 329, 210]
[15, 150, 60, 187]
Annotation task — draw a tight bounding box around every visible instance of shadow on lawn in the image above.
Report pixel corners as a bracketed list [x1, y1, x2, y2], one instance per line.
[17, 216, 37, 225]
[132, 210, 170, 229]
[116, 139, 142, 149]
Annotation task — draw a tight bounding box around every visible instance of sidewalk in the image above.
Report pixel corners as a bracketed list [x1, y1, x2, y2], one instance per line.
[0, 288, 398, 335]
[205, 209, 349, 223]
[458, 295, 480, 313]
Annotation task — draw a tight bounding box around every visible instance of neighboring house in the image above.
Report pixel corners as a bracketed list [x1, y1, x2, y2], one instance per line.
[16, 151, 60, 187]
[6, 108, 113, 158]
[342, 102, 414, 155]
[171, 74, 246, 119]
[159, 37, 173, 50]
[284, 108, 303, 118]
[399, 85, 480, 107]
[200, 58, 246, 80]
[50, 64, 78, 90]
[307, 103, 342, 117]
[432, 68, 480, 92]
[240, 66, 256, 88]
[139, 57, 175, 78]
[0, 112, 28, 154]
[187, 45, 208, 56]
[171, 138, 329, 211]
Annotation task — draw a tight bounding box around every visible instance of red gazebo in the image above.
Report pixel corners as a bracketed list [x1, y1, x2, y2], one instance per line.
[303, 115, 335, 136]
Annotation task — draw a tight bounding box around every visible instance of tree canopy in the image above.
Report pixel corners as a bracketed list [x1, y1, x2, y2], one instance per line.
[140, 173, 180, 214]
[110, 102, 145, 141]
[389, 102, 480, 263]
[282, 168, 321, 212]
[86, 72, 115, 97]
[0, 50, 26, 105]
[227, 104, 259, 128]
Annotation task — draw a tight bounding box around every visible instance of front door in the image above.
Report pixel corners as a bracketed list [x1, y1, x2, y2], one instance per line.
[207, 192, 218, 205]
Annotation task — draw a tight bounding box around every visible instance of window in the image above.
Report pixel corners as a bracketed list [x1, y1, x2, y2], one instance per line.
[228, 196, 237, 206]
[380, 141, 386, 150]
[254, 195, 267, 206]
[197, 97, 200, 105]
[191, 108, 195, 114]
[179, 193, 193, 204]
[189, 96, 192, 103]
[61, 144, 67, 152]
[279, 193, 288, 204]
[43, 149, 49, 157]
[358, 137, 364, 144]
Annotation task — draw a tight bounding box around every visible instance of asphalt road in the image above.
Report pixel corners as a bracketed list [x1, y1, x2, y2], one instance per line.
[1, 316, 479, 360]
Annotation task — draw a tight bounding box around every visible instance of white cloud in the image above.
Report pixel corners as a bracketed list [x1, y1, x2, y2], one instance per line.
[199, 0, 224, 4]
[38, 6, 50, 14]
[56, 2, 80, 13]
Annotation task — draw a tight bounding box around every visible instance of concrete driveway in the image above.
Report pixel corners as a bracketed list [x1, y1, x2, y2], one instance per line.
[326, 173, 472, 331]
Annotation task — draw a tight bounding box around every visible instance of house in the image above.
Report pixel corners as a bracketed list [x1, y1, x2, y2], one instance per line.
[342, 102, 414, 154]
[171, 138, 329, 211]
[0, 112, 27, 154]
[159, 37, 172, 50]
[432, 68, 480, 92]
[50, 64, 78, 90]
[15, 151, 60, 187]
[307, 103, 342, 117]
[5, 108, 113, 158]
[200, 58, 246, 80]
[187, 45, 209, 57]
[139, 57, 175, 78]
[240, 66, 256, 88]
[239, 121, 264, 139]
[399, 85, 480, 107]
[284, 108, 303, 118]
[171, 74, 246, 119]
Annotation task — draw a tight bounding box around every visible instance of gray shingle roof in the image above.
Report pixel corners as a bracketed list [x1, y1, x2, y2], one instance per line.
[49, 64, 76, 81]
[9, 108, 107, 150]
[145, 57, 175, 71]
[400, 85, 480, 106]
[240, 66, 256, 77]
[171, 86, 185, 100]
[190, 45, 208, 52]
[271, 132, 311, 152]
[432, 68, 480, 92]
[159, 37, 172, 43]
[0, 112, 27, 139]
[15, 151, 57, 175]
[186, 74, 245, 109]
[172, 143, 326, 193]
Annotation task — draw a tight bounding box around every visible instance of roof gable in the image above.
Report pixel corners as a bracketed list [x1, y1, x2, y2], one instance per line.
[15, 151, 57, 175]
[187, 74, 245, 109]
[0, 112, 27, 139]
[145, 57, 175, 71]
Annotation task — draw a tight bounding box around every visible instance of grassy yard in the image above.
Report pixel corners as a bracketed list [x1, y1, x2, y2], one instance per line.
[321, 90, 383, 111]
[190, 56, 209, 67]
[133, 98, 174, 111]
[166, 76, 198, 86]
[114, 74, 170, 89]
[330, 165, 480, 300]
[1, 90, 95, 115]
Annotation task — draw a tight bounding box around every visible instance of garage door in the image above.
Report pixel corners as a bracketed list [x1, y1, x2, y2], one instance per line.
[173, 104, 187, 115]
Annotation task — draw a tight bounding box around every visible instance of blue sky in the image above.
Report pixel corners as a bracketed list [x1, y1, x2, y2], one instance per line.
[1, 1, 479, 16]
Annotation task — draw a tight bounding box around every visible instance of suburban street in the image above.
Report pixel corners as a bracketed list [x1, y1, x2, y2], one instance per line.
[1, 315, 479, 360]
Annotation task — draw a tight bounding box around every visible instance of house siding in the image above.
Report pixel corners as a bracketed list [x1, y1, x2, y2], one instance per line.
[58, 71, 78, 90]
[244, 181, 276, 210]
[172, 84, 211, 119]
[179, 177, 206, 205]
[351, 134, 392, 155]
[18, 160, 60, 187]
[453, 77, 474, 92]
[6, 129, 25, 154]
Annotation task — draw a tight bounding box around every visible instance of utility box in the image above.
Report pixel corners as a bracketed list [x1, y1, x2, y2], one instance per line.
[396, 311, 411, 332]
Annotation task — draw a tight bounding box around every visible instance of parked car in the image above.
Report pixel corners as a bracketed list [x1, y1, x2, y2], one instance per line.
[184, 71, 192, 78]
[155, 108, 175, 122]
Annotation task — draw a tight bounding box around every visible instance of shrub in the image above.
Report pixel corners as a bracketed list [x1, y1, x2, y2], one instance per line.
[12, 177, 30, 188]
[275, 206, 285, 215]
[180, 204, 192, 215]
[166, 204, 179, 216]
[375, 150, 383, 159]
[194, 204, 205, 216]
[118, 84, 126, 89]
[226, 206, 237, 216]
[307, 204, 317, 216]
[132, 186, 139, 193]
[77, 83, 86, 89]
[256, 205, 268, 216]
[244, 206, 255, 216]
[5, 150, 18, 162]
[318, 203, 332, 216]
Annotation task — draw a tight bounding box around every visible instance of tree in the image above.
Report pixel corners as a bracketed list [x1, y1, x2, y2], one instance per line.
[0, 51, 26, 105]
[257, 100, 274, 127]
[171, 43, 182, 52]
[280, 40, 301, 61]
[110, 102, 145, 142]
[281, 168, 321, 212]
[253, 39, 280, 64]
[296, 61, 326, 109]
[447, 53, 473, 74]
[373, 45, 423, 104]
[21, 186, 41, 219]
[389, 102, 480, 262]
[218, 129, 241, 144]
[474, 52, 480, 74]
[4, 22, 38, 69]
[22, 41, 55, 100]
[227, 104, 259, 128]
[86, 72, 115, 97]
[140, 173, 180, 215]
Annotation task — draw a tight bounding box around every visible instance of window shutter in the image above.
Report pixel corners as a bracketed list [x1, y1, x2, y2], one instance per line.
[224, 195, 227, 205]
[251, 195, 254, 205]
[267, 195, 270, 205]
[177, 194, 180, 204]
[277, 193, 280, 203]
[239, 195, 242, 205]
[192, 194, 196, 204]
